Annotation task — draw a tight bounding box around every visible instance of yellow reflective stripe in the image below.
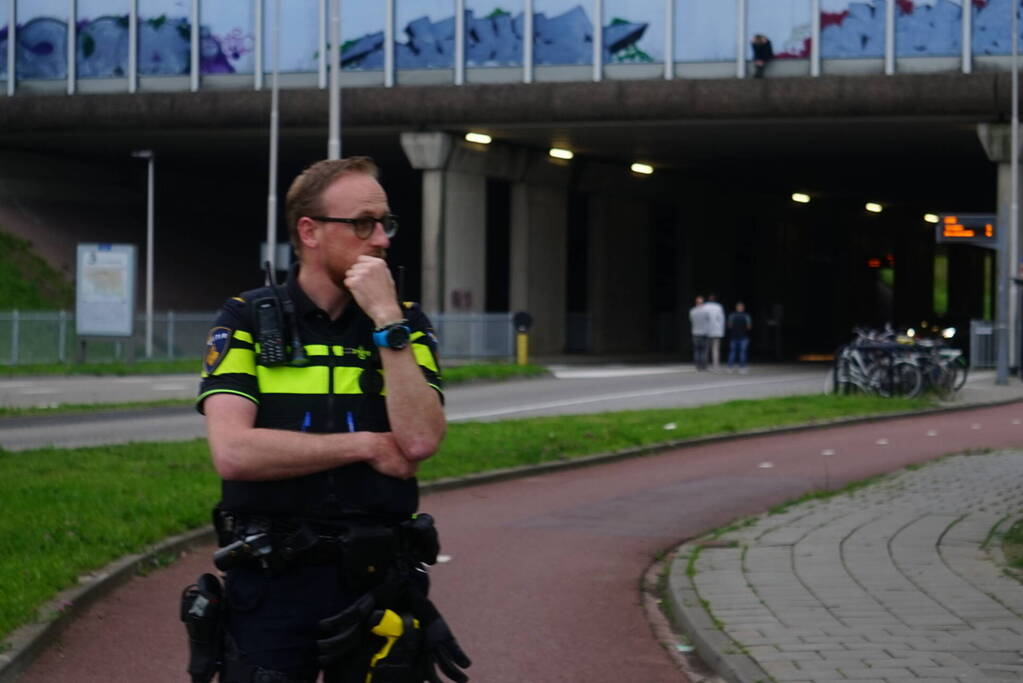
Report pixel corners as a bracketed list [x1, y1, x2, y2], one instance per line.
[410, 331, 425, 342]
[333, 366, 365, 394]
[256, 365, 330, 394]
[233, 329, 254, 344]
[412, 343, 438, 373]
[305, 345, 329, 356]
[214, 347, 256, 376]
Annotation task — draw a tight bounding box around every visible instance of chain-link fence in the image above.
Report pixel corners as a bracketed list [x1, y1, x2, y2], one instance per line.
[0, 310, 516, 365]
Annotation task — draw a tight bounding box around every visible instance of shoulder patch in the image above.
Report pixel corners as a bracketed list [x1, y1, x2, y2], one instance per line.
[204, 326, 233, 375]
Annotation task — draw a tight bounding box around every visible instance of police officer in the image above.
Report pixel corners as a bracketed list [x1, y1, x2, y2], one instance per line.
[195, 157, 458, 682]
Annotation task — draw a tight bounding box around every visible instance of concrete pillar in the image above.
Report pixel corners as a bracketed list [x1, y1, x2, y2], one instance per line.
[587, 193, 652, 354]
[977, 123, 1023, 368]
[443, 171, 487, 312]
[510, 174, 568, 356]
[400, 132, 453, 314]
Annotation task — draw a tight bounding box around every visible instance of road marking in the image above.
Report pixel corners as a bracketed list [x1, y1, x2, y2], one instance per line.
[876, 438, 889, 446]
[927, 430, 938, 437]
[19, 388, 60, 395]
[821, 449, 836, 456]
[436, 554, 452, 563]
[152, 384, 189, 391]
[1014, 419, 1022, 425]
[447, 374, 820, 421]
[758, 462, 774, 469]
[551, 366, 690, 379]
[971, 423, 982, 430]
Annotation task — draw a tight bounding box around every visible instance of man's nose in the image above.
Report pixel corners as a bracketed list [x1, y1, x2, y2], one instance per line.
[369, 220, 391, 247]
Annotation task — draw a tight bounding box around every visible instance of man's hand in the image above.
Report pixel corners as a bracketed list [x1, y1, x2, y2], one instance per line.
[344, 255, 403, 327]
[364, 432, 418, 479]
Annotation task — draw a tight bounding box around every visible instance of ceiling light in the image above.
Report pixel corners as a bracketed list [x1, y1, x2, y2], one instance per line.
[465, 132, 492, 144]
[549, 147, 574, 160]
[924, 213, 939, 223]
[865, 202, 883, 213]
[630, 162, 654, 175]
[791, 192, 811, 204]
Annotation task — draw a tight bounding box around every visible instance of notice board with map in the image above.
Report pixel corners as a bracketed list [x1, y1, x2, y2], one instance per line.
[76, 243, 137, 338]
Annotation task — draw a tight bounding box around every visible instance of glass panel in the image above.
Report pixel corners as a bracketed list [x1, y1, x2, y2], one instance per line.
[820, 0, 885, 58]
[973, 0, 1021, 55]
[342, 1, 386, 70]
[466, 0, 523, 66]
[534, 0, 594, 65]
[896, 0, 961, 56]
[748, 0, 811, 59]
[17, 0, 68, 79]
[77, 0, 130, 78]
[201, 0, 255, 74]
[138, 0, 191, 75]
[676, 0, 737, 62]
[262, 0, 318, 73]
[604, 0, 662, 64]
[0, 0, 9, 79]
[396, 0, 455, 69]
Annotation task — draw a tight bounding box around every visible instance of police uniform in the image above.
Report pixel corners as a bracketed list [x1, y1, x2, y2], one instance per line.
[196, 264, 442, 682]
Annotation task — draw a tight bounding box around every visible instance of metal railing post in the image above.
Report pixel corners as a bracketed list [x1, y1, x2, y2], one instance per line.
[11, 309, 18, 365]
[168, 310, 176, 359]
[58, 310, 68, 363]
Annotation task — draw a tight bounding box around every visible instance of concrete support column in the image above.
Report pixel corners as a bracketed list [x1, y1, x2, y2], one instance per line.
[510, 171, 568, 356]
[978, 123, 1023, 368]
[587, 194, 651, 353]
[401, 132, 453, 314]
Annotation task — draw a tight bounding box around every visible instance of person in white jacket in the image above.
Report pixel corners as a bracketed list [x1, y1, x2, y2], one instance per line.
[689, 295, 710, 371]
[705, 294, 725, 372]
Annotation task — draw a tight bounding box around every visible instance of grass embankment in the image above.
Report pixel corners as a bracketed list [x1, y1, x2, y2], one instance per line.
[0, 363, 550, 418]
[0, 393, 930, 642]
[0, 230, 73, 311]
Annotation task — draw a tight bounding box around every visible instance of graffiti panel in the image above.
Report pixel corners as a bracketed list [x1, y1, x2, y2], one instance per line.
[676, 0, 738, 62]
[604, 0, 662, 64]
[973, 0, 1023, 55]
[77, 0, 129, 78]
[820, 0, 885, 58]
[138, 0, 191, 75]
[341, 2, 385, 70]
[896, 0, 962, 56]
[466, 0, 523, 66]
[0, 0, 9, 79]
[748, 0, 812, 59]
[17, 0, 67, 79]
[534, 0, 594, 65]
[201, 0, 254, 74]
[262, 0, 318, 73]
[396, 0, 455, 68]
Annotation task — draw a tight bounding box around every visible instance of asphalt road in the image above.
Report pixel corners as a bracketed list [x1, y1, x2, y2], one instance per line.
[16, 400, 1023, 682]
[0, 364, 830, 451]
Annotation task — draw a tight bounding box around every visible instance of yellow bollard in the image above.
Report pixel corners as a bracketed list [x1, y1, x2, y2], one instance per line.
[516, 331, 529, 366]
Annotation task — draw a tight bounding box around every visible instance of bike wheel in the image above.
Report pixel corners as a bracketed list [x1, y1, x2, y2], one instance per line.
[950, 355, 968, 392]
[869, 361, 924, 398]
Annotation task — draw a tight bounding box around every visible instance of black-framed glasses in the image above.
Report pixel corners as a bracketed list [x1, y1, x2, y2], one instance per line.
[309, 214, 399, 239]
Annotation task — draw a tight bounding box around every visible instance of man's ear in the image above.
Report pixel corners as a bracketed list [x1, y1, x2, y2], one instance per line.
[296, 217, 319, 250]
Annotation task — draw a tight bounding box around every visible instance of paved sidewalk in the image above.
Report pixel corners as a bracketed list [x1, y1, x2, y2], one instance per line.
[669, 450, 1023, 683]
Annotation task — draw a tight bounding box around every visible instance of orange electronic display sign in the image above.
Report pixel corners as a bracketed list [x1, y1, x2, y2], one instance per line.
[935, 214, 997, 248]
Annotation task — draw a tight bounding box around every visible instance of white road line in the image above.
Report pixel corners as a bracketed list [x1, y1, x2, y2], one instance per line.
[551, 366, 690, 379]
[447, 374, 819, 421]
[19, 388, 60, 395]
[152, 384, 189, 391]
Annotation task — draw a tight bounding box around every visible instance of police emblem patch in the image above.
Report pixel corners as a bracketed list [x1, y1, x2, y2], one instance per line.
[203, 327, 232, 375]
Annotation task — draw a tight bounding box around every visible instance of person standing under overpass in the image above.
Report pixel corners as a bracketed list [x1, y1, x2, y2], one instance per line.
[190, 157, 469, 683]
[705, 294, 726, 372]
[689, 295, 710, 371]
[727, 301, 753, 373]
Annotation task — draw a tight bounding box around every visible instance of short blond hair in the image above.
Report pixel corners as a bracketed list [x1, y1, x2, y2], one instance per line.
[285, 156, 380, 254]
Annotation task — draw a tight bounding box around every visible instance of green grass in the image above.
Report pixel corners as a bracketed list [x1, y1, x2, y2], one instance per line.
[0, 393, 930, 641]
[1002, 517, 1023, 568]
[0, 230, 73, 310]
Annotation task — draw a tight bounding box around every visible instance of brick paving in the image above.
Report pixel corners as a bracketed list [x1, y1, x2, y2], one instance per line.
[670, 451, 1023, 682]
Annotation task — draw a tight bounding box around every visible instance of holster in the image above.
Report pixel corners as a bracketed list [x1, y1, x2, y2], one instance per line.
[180, 573, 225, 683]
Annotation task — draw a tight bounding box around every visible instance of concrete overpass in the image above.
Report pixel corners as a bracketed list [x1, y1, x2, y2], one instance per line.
[0, 68, 1019, 358]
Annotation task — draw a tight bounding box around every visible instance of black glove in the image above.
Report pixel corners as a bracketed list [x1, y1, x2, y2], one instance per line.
[405, 591, 471, 683]
[316, 591, 377, 667]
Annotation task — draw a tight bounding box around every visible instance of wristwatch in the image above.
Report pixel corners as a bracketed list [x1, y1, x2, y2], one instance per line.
[373, 320, 411, 350]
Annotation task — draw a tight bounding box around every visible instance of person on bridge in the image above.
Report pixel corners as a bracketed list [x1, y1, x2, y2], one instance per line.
[191, 157, 470, 683]
[751, 34, 774, 78]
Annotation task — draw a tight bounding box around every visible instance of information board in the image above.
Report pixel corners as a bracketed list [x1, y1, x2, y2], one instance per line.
[76, 243, 137, 337]
[934, 214, 997, 248]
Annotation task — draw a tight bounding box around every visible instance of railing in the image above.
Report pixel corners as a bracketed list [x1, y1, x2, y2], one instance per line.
[0, 310, 515, 365]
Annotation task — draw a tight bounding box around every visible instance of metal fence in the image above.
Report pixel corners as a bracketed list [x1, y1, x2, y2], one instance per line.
[0, 310, 515, 365]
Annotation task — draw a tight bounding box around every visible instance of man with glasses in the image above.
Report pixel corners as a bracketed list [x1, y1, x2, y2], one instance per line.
[193, 157, 468, 682]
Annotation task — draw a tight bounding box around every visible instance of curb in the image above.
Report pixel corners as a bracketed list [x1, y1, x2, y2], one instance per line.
[2, 394, 1020, 681]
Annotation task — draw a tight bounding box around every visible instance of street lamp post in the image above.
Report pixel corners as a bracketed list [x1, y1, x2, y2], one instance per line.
[131, 149, 155, 359]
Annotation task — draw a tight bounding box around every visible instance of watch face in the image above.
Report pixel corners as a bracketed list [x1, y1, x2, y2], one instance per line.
[386, 325, 410, 349]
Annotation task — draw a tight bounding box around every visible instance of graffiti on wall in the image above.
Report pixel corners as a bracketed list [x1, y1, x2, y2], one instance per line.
[1, 3, 649, 78]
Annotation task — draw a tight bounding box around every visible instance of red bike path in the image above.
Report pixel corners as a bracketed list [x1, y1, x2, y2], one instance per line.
[15, 400, 1023, 682]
